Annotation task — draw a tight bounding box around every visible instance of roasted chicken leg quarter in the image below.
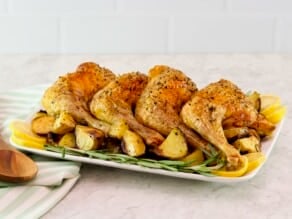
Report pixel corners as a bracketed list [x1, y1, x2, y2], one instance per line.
[42, 62, 116, 132]
[135, 65, 210, 151]
[90, 72, 165, 146]
[181, 79, 258, 169]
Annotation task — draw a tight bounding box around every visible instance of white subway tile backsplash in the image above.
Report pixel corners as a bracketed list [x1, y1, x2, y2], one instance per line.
[0, 0, 7, 14]
[119, 0, 225, 14]
[0, 0, 290, 53]
[9, 0, 115, 15]
[170, 16, 274, 52]
[0, 16, 58, 53]
[230, 0, 292, 13]
[61, 16, 168, 53]
[275, 17, 292, 52]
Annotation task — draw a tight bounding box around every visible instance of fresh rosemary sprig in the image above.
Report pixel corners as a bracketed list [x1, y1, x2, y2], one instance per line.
[44, 144, 224, 175]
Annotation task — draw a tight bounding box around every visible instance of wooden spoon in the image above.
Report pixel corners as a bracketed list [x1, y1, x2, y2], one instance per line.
[0, 138, 38, 183]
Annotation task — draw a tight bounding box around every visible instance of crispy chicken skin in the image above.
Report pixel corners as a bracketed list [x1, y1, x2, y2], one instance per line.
[135, 65, 210, 151]
[181, 79, 258, 169]
[90, 72, 165, 146]
[249, 114, 275, 137]
[42, 62, 115, 132]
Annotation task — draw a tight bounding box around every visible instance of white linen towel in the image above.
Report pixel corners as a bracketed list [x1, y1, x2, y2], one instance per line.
[0, 85, 81, 219]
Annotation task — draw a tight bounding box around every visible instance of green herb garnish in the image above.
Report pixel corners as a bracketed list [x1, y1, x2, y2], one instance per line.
[44, 144, 223, 175]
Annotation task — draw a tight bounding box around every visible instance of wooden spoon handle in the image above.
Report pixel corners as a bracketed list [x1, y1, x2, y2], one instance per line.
[0, 137, 38, 182]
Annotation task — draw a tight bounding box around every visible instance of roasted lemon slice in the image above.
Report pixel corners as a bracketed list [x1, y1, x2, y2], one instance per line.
[9, 120, 46, 145]
[244, 152, 266, 173]
[264, 106, 287, 124]
[11, 134, 44, 150]
[260, 95, 286, 124]
[212, 156, 248, 177]
[260, 95, 281, 112]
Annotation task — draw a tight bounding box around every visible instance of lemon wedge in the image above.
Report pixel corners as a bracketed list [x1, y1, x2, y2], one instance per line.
[264, 106, 287, 124]
[260, 94, 286, 124]
[212, 156, 248, 177]
[261, 102, 282, 117]
[11, 134, 44, 150]
[9, 120, 46, 144]
[244, 152, 266, 173]
[260, 95, 281, 111]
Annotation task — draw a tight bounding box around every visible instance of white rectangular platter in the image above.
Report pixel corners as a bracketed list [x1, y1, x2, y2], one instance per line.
[0, 85, 284, 184]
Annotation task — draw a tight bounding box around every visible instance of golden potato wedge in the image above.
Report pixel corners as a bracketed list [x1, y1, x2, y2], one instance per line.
[232, 135, 260, 153]
[58, 133, 76, 148]
[31, 115, 55, 135]
[224, 127, 250, 142]
[247, 91, 261, 111]
[75, 125, 104, 150]
[180, 149, 204, 166]
[153, 128, 188, 159]
[52, 112, 76, 135]
[122, 130, 145, 157]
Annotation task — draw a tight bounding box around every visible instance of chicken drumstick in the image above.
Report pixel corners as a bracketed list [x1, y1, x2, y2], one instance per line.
[90, 72, 165, 146]
[42, 62, 115, 132]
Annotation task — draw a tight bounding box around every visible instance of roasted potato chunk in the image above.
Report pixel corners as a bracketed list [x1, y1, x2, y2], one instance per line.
[247, 91, 261, 111]
[180, 149, 204, 166]
[58, 133, 76, 148]
[224, 127, 250, 142]
[52, 112, 76, 135]
[232, 135, 260, 153]
[122, 130, 145, 157]
[75, 125, 104, 150]
[31, 115, 55, 135]
[153, 128, 188, 159]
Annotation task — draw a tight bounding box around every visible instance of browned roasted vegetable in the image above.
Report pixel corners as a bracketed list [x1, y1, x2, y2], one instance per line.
[232, 135, 260, 153]
[153, 128, 188, 159]
[52, 112, 76, 135]
[31, 115, 55, 135]
[247, 91, 261, 111]
[224, 127, 250, 142]
[122, 130, 145, 157]
[75, 125, 104, 150]
[58, 133, 76, 148]
[180, 149, 205, 166]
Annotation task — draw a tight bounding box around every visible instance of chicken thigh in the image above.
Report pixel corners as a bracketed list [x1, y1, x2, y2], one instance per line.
[181, 79, 258, 169]
[42, 62, 115, 132]
[90, 72, 165, 146]
[135, 65, 210, 151]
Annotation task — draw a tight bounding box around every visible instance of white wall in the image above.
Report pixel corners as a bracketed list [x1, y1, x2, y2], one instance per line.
[0, 0, 292, 53]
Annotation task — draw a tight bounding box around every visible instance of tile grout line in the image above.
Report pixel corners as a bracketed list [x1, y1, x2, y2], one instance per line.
[224, 0, 232, 13]
[6, 0, 12, 15]
[272, 16, 279, 52]
[57, 16, 62, 53]
[167, 16, 173, 54]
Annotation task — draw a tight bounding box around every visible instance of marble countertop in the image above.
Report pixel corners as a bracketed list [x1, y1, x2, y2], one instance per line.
[0, 54, 291, 219]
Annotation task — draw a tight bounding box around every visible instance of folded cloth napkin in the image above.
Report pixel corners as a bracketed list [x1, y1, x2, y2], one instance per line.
[0, 85, 81, 219]
[0, 158, 80, 219]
